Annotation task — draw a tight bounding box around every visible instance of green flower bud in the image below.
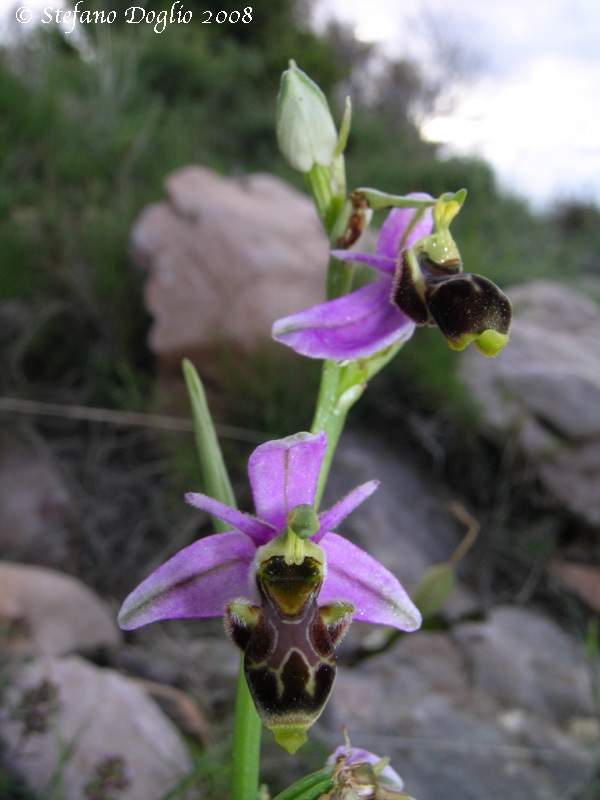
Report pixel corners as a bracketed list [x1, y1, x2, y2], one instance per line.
[276, 60, 338, 173]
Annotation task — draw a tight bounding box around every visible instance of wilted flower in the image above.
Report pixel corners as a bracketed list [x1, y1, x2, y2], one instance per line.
[273, 192, 511, 360]
[118, 431, 421, 754]
[323, 733, 413, 799]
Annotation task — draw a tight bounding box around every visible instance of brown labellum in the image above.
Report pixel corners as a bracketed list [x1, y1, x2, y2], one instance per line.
[425, 273, 512, 343]
[225, 553, 353, 754]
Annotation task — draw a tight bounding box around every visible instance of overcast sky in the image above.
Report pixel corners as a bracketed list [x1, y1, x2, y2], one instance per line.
[314, 0, 600, 209]
[1, 0, 598, 209]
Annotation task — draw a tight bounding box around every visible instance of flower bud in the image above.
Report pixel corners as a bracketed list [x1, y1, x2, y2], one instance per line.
[276, 60, 338, 173]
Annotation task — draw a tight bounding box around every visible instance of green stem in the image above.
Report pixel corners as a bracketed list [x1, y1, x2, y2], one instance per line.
[311, 360, 344, 509]
[182, 360, 262, 800]
[231, 656, 262, 800]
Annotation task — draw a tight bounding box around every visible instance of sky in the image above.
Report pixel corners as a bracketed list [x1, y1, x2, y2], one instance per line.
[1, 0, 598, 209]
[313, 0, 600, 209]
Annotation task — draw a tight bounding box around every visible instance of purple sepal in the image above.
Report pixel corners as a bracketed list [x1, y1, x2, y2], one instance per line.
[319, 533, 422, 631]
[248, 431, 327, 530]
[330, 251, 396, 277]
[376, 197, 434, 257]
[185, 492, 275, 546]
[272, 282, 415, 361]
[314, 481, 379, 544]
[117, 531, 258, 630]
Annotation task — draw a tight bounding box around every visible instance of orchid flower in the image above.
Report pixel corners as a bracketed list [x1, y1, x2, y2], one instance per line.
[118, 431, 421, 754]
[272, 198, 434, 360]
[273, 193, 512, 360]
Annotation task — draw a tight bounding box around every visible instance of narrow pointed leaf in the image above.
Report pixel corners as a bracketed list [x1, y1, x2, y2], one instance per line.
[183, 359, 236, 530]
[271, 768, 334, 800]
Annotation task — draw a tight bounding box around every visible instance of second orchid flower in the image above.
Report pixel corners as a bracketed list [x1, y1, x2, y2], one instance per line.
[273, 193, 512, 360]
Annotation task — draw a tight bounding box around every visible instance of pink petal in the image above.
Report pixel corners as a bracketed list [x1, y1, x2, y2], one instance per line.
[330, 251, 397, 277]
[376, 195, 434, 258]
[248, 431, 327, 530]
[313, 481, 379, 544]
[117, 531, 258, 630]
[185, 492, 275, 546]
[319, 533, 422, 631]
[272, 281, 415, 361]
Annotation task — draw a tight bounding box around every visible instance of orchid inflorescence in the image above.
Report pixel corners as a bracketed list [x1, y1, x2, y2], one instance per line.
[118, 60, 512, 800]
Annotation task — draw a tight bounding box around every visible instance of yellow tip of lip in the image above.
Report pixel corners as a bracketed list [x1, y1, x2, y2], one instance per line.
[272, 726, 308, 754]
[474, 329, 510, 357]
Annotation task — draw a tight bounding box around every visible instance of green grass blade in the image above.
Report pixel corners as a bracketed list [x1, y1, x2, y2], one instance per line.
[182, 359, 236, 529]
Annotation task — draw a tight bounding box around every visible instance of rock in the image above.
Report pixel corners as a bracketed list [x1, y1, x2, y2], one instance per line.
[0, 561, 120, 656]
[1, 656, 192, 800]
[452, 606, 592, 723]
[459, 280, 600, 526]
[0, 431, 73, 567]
[549, 560, 600, 613]
[323, 432, 478, 620]
[133, 678, 211, 744]
[324, 606, 595, 800]
[130, 166, 328, 368]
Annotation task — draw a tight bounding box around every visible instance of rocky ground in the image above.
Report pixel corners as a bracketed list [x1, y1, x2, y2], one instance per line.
[1, 170, 598, 799]
[0, 429, 596, 799]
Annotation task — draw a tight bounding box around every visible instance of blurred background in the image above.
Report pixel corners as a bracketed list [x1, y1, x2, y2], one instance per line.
[0, 0, 599, 798]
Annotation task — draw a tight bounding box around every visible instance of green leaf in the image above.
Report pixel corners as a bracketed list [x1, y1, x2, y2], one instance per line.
[412, 563, 456, 619]
[182, 360, 262, 800]
[272, 767, 334, 800]
[182, 359, 236, 528]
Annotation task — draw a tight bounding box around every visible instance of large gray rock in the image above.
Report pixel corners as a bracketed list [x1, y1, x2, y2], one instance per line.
[1, 656, 192, 800]
[325, 607, 595, 800]
[0, 431, 73, 567]
[131, 166, 328, 367]
[323, 432, 476, 619]
[459, 280, 600, 525]
[0, 561, 120, 657]
[110, 432, 594, 800]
